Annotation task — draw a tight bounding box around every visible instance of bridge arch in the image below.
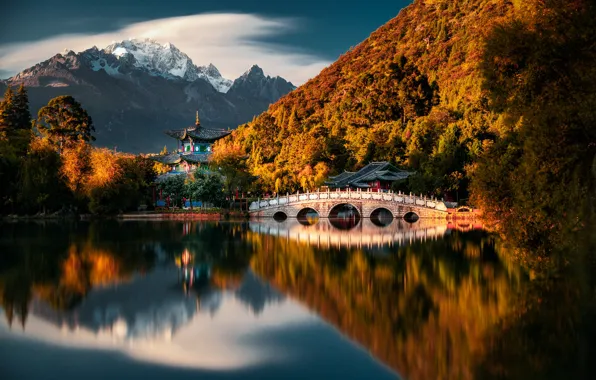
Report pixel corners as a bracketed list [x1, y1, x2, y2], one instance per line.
[297, 207, 320, 226]
[370, 207, 394, 227]
[273, 211, 287, 221]
[328, 203, 361, 230]
[327, 203, 361, 219]
[403, 211, 420, 223]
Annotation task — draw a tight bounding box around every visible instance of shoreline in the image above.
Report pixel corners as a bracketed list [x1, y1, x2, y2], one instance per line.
[1, 211, 249, 221]
[1, 208, 480, 222]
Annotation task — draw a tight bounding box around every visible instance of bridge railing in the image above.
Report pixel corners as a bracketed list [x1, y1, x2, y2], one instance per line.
[249, 189, 448, 212]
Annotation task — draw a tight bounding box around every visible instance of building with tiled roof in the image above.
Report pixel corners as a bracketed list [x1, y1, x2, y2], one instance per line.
[325, 162, 414, 190]
[151, 111, 231, 176]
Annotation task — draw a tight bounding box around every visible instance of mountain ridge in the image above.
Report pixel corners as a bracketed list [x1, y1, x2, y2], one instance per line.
[2, 39, 296, 153]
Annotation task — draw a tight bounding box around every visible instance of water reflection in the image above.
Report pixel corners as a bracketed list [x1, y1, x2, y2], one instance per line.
[1, 219, 593, 379]
[370, 208, 394, 227]
[328, 204, 361, 230]
[251, 217, 450, 253]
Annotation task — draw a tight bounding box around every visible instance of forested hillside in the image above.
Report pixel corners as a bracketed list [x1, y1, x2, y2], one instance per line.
[217, 0, 513, 198]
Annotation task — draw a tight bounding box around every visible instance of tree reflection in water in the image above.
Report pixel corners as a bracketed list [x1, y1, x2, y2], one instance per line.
[0, 219, 594, 379]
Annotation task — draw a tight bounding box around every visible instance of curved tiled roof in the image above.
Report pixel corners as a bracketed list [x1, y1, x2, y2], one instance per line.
[151, 153, 182, 165]
[187, 128, 231, 141]
[164, 129, 188, 140]
[325, 162, 414, 188]
[164, 126, 231, 142]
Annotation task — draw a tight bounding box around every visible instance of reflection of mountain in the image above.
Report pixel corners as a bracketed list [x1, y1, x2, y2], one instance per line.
[249, 229, 523, 380]
[234, 271, 284, 315]
[30, 267, 221, 340]
[250, 218, 449, 253]
[29, 267, 288, 342]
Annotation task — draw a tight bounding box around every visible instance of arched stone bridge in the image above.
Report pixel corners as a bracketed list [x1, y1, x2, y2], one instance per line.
[249, 189, 448, 219]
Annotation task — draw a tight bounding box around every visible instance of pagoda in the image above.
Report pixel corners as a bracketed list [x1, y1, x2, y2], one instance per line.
[152, 111, 231, 176]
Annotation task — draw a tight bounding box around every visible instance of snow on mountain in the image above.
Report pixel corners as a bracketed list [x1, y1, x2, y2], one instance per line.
[197, 63, 233, 93]
[103, 38, 232, 92]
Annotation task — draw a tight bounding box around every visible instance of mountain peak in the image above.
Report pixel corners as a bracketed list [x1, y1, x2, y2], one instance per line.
[204, 63, 222, 78]
[104, 38, 197, 81]
[246, 65, 264, 77]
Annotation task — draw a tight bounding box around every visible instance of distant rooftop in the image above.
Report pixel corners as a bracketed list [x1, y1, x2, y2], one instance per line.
[325, 162, 414, 188]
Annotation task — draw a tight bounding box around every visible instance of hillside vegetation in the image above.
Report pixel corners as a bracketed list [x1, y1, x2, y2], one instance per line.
[217, 0, 513, 198]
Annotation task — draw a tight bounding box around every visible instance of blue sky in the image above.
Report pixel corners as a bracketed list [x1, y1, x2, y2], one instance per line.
[0, 0, 412, 83]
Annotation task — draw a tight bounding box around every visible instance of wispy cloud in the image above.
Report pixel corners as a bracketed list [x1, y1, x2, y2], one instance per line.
[0, 13, 332, 84]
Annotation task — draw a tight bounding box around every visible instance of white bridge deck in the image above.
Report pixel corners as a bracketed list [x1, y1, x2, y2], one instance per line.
[249, 189, 448, 219]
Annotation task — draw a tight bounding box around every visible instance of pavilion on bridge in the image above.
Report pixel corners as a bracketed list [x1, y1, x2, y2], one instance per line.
[325, 162, 413, 191]
[151, 111, 231, 181]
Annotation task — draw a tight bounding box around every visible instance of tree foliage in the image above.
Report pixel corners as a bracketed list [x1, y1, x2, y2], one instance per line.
[36, 95, 95, 150]
[470, 0, 596, 259]
[0, 92, 155, 215]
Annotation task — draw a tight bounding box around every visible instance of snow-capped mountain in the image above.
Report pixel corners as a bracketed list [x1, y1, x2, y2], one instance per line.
[103, 39, 233, 92]
[196, 63, 233, 93]
[2, 39, 296, 152]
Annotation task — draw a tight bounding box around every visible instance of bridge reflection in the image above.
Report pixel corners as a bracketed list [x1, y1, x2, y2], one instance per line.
[250, 217, 452, 251]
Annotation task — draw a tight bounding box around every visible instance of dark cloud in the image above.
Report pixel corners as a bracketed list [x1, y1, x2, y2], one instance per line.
[1, 0, 412, 62]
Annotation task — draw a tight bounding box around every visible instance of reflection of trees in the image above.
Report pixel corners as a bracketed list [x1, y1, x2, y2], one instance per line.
[249, 229, 522, 380]
[475, 222, 596, 379]
[0, 221, 157, 326]
[0, 220, 258, 327]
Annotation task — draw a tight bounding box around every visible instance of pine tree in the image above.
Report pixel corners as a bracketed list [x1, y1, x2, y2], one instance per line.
[0, 87, 16, 136]
[13, 84, 31, 131]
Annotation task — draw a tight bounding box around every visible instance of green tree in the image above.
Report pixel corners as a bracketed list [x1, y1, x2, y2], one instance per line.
[0, 87, 16, 136]
[157, 174, 186, 207]
[185, 170, 226, 207]
[18, 138, 68, 214]
[13, 85, 31, 131]
[211, 146, 254, 198]
[36, 96, 95, 150]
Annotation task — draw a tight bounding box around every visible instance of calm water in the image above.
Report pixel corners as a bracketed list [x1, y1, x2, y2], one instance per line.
[0, 218, 593, 379]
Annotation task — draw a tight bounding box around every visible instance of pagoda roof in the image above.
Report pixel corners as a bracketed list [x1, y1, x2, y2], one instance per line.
[328, 171, 356, 182]
[151, 153, 182, 165]
[165, 125, 231, 142]
[150, 152, 213, 165]
[325, 162, 414, 188]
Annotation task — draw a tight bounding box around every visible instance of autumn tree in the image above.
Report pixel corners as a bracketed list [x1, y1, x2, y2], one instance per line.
[210, 144, 254, 198]
[60, 141, 91, 200]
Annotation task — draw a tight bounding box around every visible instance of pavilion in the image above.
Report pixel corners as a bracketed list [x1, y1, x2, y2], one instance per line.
[325, 162, 413, 191]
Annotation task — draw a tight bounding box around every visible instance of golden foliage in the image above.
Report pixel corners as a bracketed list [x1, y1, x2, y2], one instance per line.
[60, 141, 91, 195]
[86, 148, 123, 189]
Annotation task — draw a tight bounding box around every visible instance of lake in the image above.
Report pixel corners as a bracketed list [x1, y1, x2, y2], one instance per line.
[0, 218, 593, 379]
